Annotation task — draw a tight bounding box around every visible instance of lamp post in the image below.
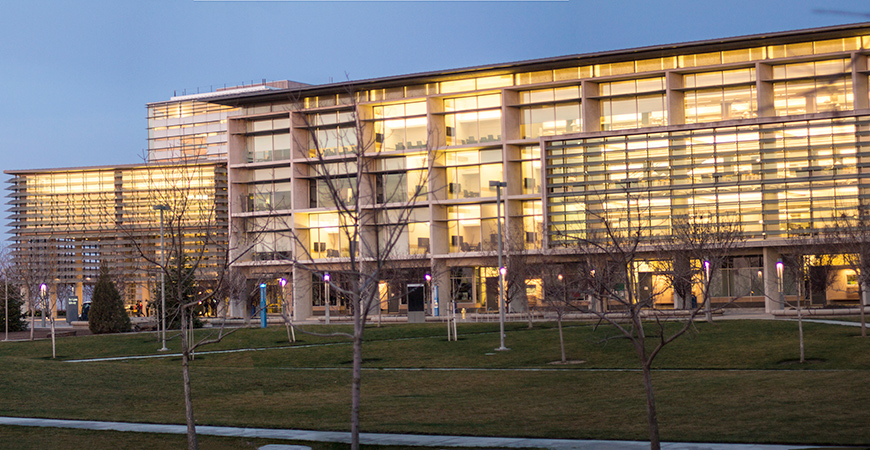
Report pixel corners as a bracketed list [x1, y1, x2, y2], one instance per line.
[703, 260, 711, 320]
[153, 204, 170, 352]
[280, 278, 288, 319]
[259, 283, 267, 328]
[776, 258, 784, 308]
[40, 283, 47, 327]
[424, 273, 434, 316]
[489, 180, 509, 351]
[323, 273, 330, 324]
[4, 267, 8, 341]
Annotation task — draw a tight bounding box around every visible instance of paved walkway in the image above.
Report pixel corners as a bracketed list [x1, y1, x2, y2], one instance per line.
[0, 416, 826, 450]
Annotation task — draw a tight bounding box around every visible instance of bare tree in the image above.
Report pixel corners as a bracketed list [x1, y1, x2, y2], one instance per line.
[826, 206, 870, 337]
[122, 158, 248, 450]
[250, 86, 440, 450]
[551, 190, 744, 450]
[666, 216, 746, 323]
[778, 248, 837, 363]
[11, 237, 60, 341]
[538, 260, 586, 363]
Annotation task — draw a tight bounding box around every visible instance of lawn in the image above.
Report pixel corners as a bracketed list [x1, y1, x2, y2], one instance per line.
[1, 319, 869, 447]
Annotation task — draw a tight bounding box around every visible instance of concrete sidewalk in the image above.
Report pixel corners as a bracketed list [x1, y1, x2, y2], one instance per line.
[0, 416, 825, 450]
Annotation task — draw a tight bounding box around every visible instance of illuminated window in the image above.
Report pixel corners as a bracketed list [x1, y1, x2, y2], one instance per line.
[599, 78, 667, 131]
[307, 111, 357, 157]
[519, 87, 581, 138]
[373, 101, 428, 152]
[447, 203, 499, 253]
[444, 94, 502, 145]
[773, 59, 853, 116]
[684, 68, 757, 124]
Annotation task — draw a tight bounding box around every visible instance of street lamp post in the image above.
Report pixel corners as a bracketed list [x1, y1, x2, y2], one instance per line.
[153, 204, 170, 352]
[776, 258, 784, 308]
[703, 260, 711, 321]
[280, 278, 289, 319]
[489, 180, 509, 351]
[324, 273, 331, 324]
[4, 267, 8, 341]
[40, 283, 47, 328]
[424, 273, 434, 316]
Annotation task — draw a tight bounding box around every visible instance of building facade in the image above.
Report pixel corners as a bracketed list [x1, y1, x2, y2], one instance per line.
[208, 23, 870, 319]
[6, 162, 228, 315]
[146, 81, 301, 162]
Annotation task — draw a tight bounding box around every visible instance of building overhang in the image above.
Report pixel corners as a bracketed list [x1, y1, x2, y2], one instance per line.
[205, 22, 870, 107]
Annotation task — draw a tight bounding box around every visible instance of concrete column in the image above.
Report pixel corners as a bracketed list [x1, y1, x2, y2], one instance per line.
[763, 247, 783, 312]
[852, 53, 868, 111]
[756, 63, 774, 118]
[673, 292, 685, 310]
[432, 259, 450, 317]
[293, 266, 313, 320]
[75, 282, 84, 318]
[581, 81, 600, 133]
[666, 71, 684, 125]
[49, 283, 58, 319]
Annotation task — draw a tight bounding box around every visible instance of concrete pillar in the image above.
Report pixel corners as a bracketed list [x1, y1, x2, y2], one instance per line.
[674, 292, 686, 310]
[75, 282, 84, 318]
[852, 53, 868, 111]
[756, 63, 774, 118]
[293, 266, 313, 320]
[763, 247, 783, 312]
[432, 259, 449, 317]
[49, 283, 58, 320]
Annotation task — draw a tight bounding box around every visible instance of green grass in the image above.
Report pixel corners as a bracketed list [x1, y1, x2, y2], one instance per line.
[1, 320, 869, 447]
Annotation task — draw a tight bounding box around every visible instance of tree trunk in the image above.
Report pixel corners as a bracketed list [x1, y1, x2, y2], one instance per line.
[557, 315, 566, 363]
[50, 315, 56, 359]
[181, 307, 198, 450]
[29, 306, 34, 341]
[860, 287, 867, 338]
[641, 362, 661, 450]
[350, 318, 363, 450]
[704, 295, 713, 323]
[797, 283, 804, 364]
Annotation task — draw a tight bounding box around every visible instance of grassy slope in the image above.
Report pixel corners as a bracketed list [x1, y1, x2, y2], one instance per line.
[0, 320, 868, 446]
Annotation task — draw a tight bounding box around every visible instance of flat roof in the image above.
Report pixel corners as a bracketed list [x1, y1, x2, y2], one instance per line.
[5, 160, 226, 176]
[206, 22, 870, 106]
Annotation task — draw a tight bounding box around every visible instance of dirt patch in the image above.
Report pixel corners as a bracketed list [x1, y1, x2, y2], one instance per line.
[777, 358, 826, 365]
[548, 360, 586, 365]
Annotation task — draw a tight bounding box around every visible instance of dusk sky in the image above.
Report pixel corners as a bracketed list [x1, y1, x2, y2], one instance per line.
[1, 0, 868, 175]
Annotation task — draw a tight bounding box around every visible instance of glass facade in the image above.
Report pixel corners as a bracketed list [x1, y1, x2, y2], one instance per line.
[546, 117, 870, 246]
[210, 24, 870, 317]
[7, 163, 228, 305]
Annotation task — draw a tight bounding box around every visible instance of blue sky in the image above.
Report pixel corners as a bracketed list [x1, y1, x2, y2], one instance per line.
[0, 0, 868, 173]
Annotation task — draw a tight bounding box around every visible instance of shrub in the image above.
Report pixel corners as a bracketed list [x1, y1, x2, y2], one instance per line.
[152, 256, 202, 329]
[0, 282, 28, 332]
[88, 266, 131, 334]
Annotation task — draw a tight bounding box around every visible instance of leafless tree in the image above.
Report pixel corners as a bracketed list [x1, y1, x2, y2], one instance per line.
[11, 237, 60, 341]
[253, 86, 441, 450]
[778, 246, 837, 363]
[538, 260, 586, 363]
[551, 191, 745, 450]
[825, 206, 870, 337]
[122, 158, 250, 450]
[666, 215, 745, 322]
